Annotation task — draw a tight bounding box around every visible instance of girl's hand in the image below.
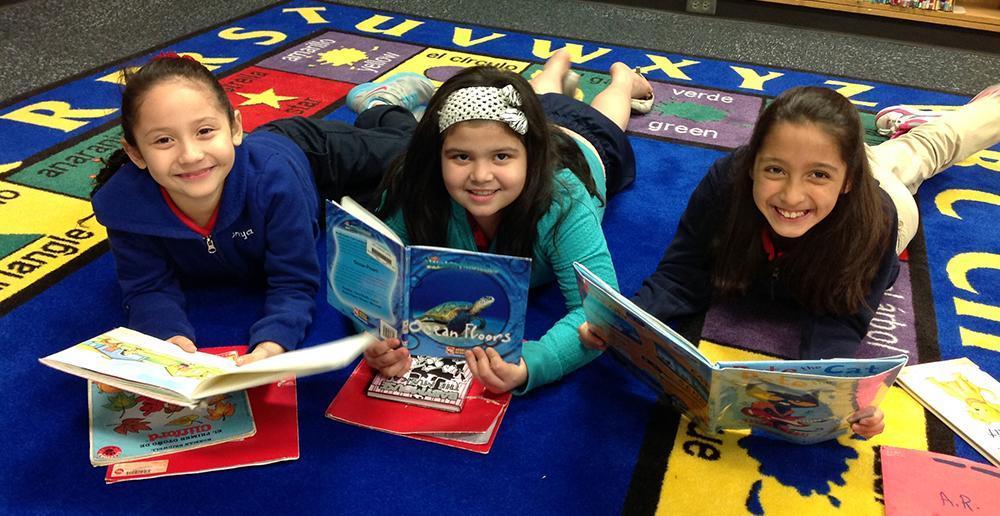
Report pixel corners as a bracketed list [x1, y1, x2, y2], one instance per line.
[236, 341, 285, 366]
[364, 338, 411, 377]
[465, 347, 527, 394]
[848, 406, 885, 439]
[578, 322, 607, 351]
[166, 335, 197, 353]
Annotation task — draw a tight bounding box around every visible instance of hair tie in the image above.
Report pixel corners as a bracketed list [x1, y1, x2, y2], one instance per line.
[438, 85, 528, 135]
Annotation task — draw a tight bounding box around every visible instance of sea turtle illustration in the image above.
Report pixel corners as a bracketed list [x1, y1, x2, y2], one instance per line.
[419, 296, 495, 334]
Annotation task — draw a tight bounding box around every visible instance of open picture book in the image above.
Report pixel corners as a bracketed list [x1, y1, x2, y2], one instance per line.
[574, 262, 907, 444]
[326, 197, 530, 363]
[896, 357, 999, 466]
[40, 327, 373, 407]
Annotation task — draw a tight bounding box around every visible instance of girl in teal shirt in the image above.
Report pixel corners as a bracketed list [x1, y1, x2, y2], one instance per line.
[359, 54, 651, 393]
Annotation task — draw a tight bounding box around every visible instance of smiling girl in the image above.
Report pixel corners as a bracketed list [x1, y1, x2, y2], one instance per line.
[90, 55, 433, 364]
[580, 84, 1000, 437]
[359, 61, 650, 393]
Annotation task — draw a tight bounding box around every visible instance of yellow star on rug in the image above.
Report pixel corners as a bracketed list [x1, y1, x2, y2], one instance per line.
[236, 88, 298, 108]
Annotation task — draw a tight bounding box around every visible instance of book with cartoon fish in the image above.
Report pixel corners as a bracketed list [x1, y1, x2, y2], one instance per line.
[40, 327, 373, 407]
[326, 197, 531, 363]
[574, 262, 907, 444]
[897, 358, 999, 466]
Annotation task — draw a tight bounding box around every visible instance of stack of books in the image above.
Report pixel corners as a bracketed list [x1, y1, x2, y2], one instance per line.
[41, 327, 372, 482]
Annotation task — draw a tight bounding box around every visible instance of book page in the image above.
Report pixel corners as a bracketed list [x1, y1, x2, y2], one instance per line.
[340, 196, 403, 246]
[40, 327, 238, 403]
[191, 333, 374, 399]
[326, 199, 407, 338]
[897, 358, 999, 466]
[574, 262, 714, 425]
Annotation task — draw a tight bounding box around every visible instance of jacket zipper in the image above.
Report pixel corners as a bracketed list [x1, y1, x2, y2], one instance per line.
[204, 234, 217, 254]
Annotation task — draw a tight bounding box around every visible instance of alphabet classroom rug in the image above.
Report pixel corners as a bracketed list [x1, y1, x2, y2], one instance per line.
[1, 2, 996, 515]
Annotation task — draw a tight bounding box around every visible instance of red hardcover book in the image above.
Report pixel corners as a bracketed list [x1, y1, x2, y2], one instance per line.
[881, 446, 1000, 515]
[104, 346, 299, 483]
[325, 360, 511, 454]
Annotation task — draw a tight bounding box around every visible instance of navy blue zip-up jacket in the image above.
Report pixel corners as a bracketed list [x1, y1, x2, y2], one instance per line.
[92, 131, 320, 351]
[632, 151, 900, 359]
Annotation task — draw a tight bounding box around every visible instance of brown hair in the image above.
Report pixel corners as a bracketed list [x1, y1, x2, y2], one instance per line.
[711, 86, 890, 315]
[90, 55, 235, 197]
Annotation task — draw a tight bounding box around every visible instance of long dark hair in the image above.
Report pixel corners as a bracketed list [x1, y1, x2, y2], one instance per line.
[711, 86, 889, 315]
[375, 66, 599, 258]
[90, 55, 235, 197]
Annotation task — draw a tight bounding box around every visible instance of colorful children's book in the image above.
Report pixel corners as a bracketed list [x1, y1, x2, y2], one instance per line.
[89, 380, 255, 466]
[41, 327, 373, 407]
[574, 262, 908, 444]
[104, 346, 299, 482]
[896, 357, 999, 466]
[367, 356, 474, 412]
[326, 359, 511, 454]
[325, 197, 531, 363]
[880, 446, 1000, 515]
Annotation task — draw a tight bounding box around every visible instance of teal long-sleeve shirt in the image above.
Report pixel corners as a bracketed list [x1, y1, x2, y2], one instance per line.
[384, 159, 619, 393]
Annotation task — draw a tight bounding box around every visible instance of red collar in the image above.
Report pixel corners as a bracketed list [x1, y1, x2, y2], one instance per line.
[465, 211, 491, 252]
[159, 187, 220, 237]
[761, 228, 784, 261]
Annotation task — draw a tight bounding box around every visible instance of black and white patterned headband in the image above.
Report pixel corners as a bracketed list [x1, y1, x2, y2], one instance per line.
[437, 85, 528, 135]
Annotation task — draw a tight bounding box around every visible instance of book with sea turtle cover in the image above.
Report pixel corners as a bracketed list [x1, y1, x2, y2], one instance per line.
[326, 198, 530, 363]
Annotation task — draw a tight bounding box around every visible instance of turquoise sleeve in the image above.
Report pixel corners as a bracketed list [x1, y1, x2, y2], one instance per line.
[517, 177, 618, 393]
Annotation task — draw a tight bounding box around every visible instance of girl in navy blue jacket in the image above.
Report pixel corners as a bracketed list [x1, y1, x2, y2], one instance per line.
[90, 55, 432, 364]
[580, 85, 1000, 438]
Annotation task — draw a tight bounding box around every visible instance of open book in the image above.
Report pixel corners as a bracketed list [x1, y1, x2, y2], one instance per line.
[326, 197, 530, 363]
[40, 327, 373, 407]
[574, 262, 907, 444]
[896, 357, 999, 466]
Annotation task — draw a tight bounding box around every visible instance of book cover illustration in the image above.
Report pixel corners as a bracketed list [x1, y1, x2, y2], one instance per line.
[574, 262, 906, 444]
[367, 356, 473, 412]
[327, 360, 511, 454]
[326, 198, 531, 362]
[41, 327, 372, 407]
[897, 357, 999, 466]
[89, 380, 255, 466]
[880, 446, 1000, 516]
[104, 346, 299, 482]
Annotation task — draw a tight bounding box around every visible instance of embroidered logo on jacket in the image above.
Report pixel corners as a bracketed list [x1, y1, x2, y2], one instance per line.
[231, 229, 255, 240]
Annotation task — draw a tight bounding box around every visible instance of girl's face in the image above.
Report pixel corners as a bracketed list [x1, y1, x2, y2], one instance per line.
[440, 120, 527, 237]
[123, 79, 242, 219]
[751, 121, 849, 239]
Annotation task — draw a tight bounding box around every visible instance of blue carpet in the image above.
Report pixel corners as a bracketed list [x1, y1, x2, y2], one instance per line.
[0, 1, 995, 514]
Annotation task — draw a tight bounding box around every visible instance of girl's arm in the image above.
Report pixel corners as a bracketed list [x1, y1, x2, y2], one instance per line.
[107, 229, 196, 342]
[518, 184, 618, 394]
[250, 158, 321, 353]
[632, 157, 730, 322]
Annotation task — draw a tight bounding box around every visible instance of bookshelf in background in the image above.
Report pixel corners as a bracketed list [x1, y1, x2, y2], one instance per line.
[755, 0, 1000, 32]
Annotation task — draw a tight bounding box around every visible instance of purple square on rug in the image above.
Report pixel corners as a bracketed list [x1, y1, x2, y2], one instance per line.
[627, 83, 762, 149]
[700, 260, 916, 362]
[257, 31, 424, 83]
